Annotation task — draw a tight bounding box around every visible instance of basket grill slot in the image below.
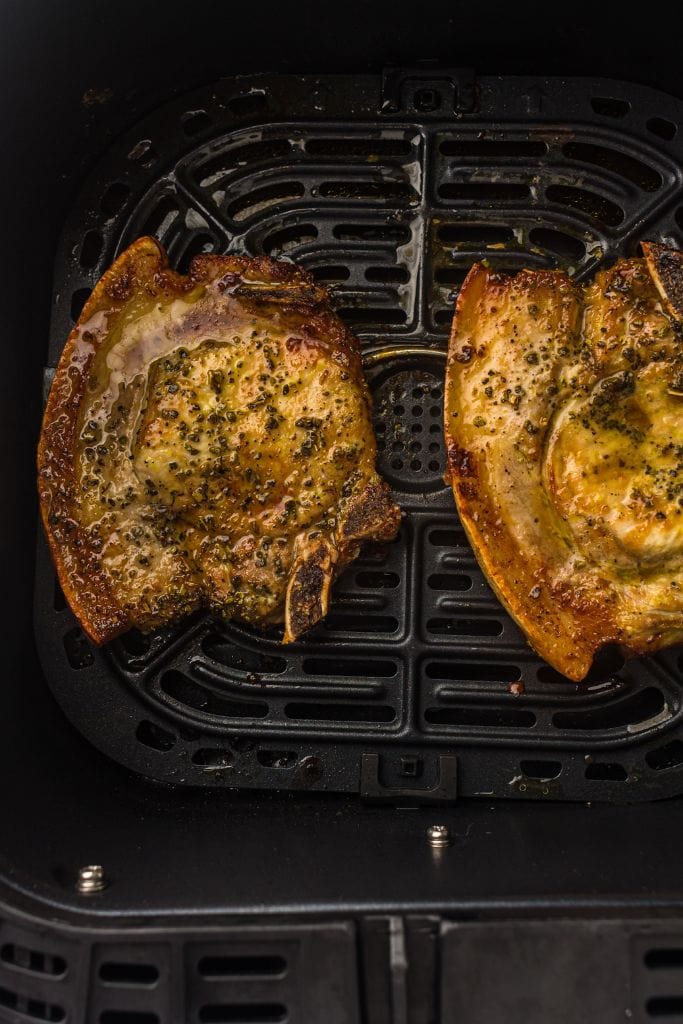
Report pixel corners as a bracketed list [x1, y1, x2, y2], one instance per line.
[552, 687, 665, 731]
[648, 117, 677, 140]
[228, 182, 306, 222]
[0, 986, 65, 1021]
[285, 703, 395, 722]
[590, 96, 631, 118]
[228, 92, 269, 118]
[425, 706, 536, 728]
[160, 671, 269, 719]
[646, 740, 683, 771]
[520, 759, 562, 780]
[647, 996, 683, 1017]
[135, 721, 176, 753]
[563, 141, 663, 190]
[199, 1006, 286, 1023]
[438, 182, 531, 202]
[198, 956, 287, 978]
[645, 950, 683, 969]
[99, 964, 160, 986]
[545, 185, 624, 226]
[0, 945, 66, 978]
[439, 139, 548, 159]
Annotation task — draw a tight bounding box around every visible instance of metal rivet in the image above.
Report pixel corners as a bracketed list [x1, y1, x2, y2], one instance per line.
[426, 824, 452, 848]
[76, 865, 108, 894]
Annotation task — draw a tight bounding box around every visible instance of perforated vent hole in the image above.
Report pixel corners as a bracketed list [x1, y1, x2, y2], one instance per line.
[553, 687, 665, 731]
[645, 949, 683, 968]
[319, 180, 415, 203]
[647, 117, 677, 140]
[429, 528, 468, 547]
[53, 579, 67, 611]
[139, 195, 179, 238]
[160, 670, 268, 719]
[135, 720, 176, 752]
[302, 657, 396, 677]
[428, 573, 472, 591]
[100, 1014, 159, 1024]
[63, 627, 94, 669]
[646, 997, 683, 1017]
[425, 706, 536, 728]
[182, 110, 212, 136]
[199, 1006, 286, 1024]
[306, 137, 412, 158]
[333, 223, 411, 242]
[176, 234, 215, 274]
[120, 631, 152, 657]
[365, 265, 410, 283]
[520, 759, 562, 780]
[427, 617, 503, 637]
[0, 987, 65, 1022]
[546, 185, 624, 226]
[0, 945, 66, 977]
[256, 750, 297, 769]
[196, 140, 293, 189]
[229, 182, 305, 222]
[585, 762, 628, 781]
[311, 264, 351, 282]
[101, 182, 130, 217]
[528, 227, 586, 262]
[335, 306, 407, 325]
[435, 267, 468, 287]
[201, 634, 287, 674]
[426, 662, 521, 682]
[646, 740, 683, 771]
[356, 571, 399, 589]
[439, 182, 530, 202]
[374, 369, 447, 489]
[563, 142, 662, 191]
[192, 748, 234, 769]
[324, 612, 399, 634]
[127, 139, 157, 163]
[80, 230, 103, 269]
[228, 92, 269, 117]
[440, 140, 548, 159]
[590, 96, 631, 118]
[70, 287, 91, 321]
[263, 223, 318, 254]
[99, 963, 160, 985]
[437, 223, 514, 246]
[285, 703, 395, 722]
[198, 956, 287, 978]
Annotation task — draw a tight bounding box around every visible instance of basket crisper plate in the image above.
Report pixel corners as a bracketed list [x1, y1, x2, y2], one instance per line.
[36, 71, 683, 801]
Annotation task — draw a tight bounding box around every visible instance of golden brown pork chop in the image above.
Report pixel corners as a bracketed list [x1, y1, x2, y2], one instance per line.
[445, 243, 683, 681]
[38, 237, 400, 644]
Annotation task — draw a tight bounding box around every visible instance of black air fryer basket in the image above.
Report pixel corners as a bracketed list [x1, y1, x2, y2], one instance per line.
[5, 4, 683, 1022]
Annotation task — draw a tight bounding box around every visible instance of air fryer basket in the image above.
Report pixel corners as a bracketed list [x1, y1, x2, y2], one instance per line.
[36, 71, 683, 802]
[7, 4, 683, 1014]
